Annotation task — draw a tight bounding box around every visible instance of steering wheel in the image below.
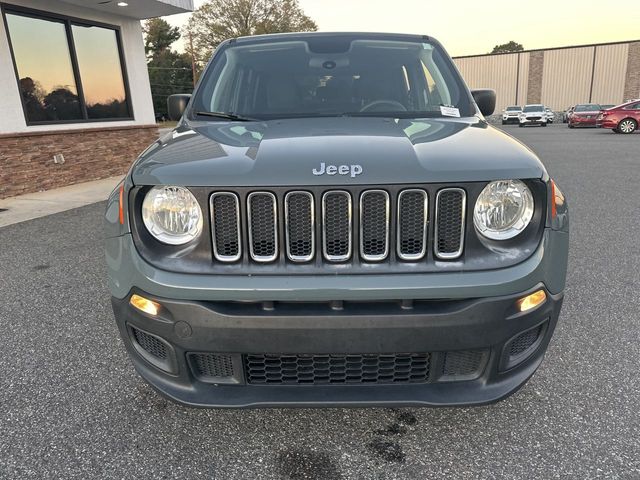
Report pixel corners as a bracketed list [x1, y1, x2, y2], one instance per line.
[360, 100, 407, 113]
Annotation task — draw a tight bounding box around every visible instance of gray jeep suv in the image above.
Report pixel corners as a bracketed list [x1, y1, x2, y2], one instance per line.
[105, 32, 569, 408]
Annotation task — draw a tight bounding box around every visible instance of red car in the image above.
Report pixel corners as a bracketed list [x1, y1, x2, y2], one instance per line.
[598, 100, 640, 134]
[568, 104, 601, 128]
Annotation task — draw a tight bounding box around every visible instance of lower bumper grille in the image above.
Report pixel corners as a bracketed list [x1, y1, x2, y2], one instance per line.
[245, 353, 431, 385]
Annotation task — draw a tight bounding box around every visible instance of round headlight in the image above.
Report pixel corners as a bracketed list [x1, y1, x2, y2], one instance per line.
[473, 180, 534, 240]
[142, 186, 203, 245]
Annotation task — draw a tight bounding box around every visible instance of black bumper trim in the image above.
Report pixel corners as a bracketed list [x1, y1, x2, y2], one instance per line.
[111, 286, 564, 408]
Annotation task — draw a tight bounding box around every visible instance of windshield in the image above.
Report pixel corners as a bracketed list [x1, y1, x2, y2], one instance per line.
[191, 36, 472, 120]
[574, 104, 600, 112]
[506, 106, 521, 111]
[523, 105, 543, 112]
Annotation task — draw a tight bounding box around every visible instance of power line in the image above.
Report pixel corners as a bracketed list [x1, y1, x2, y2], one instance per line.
[150, 83, 194, 88]
[147, 66, 191, 70]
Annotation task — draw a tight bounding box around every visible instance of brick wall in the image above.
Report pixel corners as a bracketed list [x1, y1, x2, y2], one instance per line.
[623, 41, 640, 101]
[527, 51, 544, 104]
[0, 125, 158, 199]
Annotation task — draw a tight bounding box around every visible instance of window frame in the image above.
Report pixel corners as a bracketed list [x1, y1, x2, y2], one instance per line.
[1, 3, 134, 126]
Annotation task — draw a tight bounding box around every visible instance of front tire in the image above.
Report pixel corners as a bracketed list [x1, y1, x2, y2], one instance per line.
[519, 123, 524, 128]
[502, 120, 506, 125]
[568, 123, 574, 129]
[542, 123, 547, 127]
[617, 118, 637, 134]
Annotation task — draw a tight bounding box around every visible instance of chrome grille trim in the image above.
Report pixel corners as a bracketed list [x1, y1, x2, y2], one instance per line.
[434, 188, 466, 260]
[210, 192, 241, 263]
[359, 190, 390, 262]
[247, 192, 278, 263]
[397, 189, 428, 261]
[284, 191, 315, 263]
[322, 190, 352, 262]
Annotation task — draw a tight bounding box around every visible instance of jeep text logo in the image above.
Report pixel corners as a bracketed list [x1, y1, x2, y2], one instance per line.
[312, 162, 363, 178]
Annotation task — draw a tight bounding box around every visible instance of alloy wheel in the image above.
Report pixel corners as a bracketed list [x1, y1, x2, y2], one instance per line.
[619, 119, 637, 134]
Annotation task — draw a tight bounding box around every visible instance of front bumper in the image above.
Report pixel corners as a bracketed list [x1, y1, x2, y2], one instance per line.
[107, 229, 569, 408]
[598, 118, 616, 129]
[519, 117, 546, 125]
[112, 286, 563, 408]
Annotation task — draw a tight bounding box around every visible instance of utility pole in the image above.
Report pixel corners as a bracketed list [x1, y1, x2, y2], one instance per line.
[189, 31, 197, 88]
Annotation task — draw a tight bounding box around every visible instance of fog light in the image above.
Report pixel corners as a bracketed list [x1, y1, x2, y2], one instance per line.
[517, 290, 547, 312]
[130, 294, 161, 316]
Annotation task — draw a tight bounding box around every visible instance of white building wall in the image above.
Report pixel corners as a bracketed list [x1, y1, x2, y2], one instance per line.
[455, 53, 522, 112]
[0, 0, 155, 135]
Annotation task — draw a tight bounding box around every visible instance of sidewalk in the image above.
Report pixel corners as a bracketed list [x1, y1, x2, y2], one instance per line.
[0, 176, 122, 228]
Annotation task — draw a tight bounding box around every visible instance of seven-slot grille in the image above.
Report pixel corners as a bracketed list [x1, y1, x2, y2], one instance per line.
[209, 188, 466, 264]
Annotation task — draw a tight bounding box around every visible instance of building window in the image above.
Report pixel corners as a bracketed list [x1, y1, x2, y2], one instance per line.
[3, 7, 132, 125]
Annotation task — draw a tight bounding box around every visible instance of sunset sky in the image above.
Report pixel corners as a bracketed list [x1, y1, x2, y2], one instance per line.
[167, 0, 640, 57]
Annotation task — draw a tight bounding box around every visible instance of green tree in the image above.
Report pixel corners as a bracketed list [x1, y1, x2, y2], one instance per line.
[143, 18, 181, 56]
[185, 0, 317, 65]
[143, 18, 194, 119]
[491, 41, 524, 54]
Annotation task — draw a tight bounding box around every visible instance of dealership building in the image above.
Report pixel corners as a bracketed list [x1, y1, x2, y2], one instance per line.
[0, 0, 193, 199]
[453, 40, 640, 113]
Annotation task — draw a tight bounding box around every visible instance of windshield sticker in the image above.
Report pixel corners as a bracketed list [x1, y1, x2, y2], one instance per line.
[440, 106, 460, 117]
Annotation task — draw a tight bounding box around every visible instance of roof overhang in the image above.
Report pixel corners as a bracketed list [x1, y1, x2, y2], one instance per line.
[57, 0, 193, 19]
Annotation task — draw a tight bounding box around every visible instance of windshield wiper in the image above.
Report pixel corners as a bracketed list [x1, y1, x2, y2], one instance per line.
[194, 111, 258, 122]
[342, 111, 444, 118]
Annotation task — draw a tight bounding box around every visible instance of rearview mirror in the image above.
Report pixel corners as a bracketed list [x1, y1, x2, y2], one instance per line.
[167, 94, 192, 121]
[471, 89, 496, 117]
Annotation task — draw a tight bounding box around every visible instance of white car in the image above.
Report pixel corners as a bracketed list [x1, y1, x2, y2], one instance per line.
[519, 104, 548, 127]
[502, 106, 522, 125]
[544, 107, 554, 124]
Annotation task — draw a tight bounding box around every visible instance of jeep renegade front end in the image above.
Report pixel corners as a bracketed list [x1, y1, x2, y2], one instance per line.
[105, 33, 569, 408]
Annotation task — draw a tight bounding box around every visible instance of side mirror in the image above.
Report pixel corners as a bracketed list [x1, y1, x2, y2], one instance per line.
[471, 89, 496, 117]
[167, 94, 192, 121]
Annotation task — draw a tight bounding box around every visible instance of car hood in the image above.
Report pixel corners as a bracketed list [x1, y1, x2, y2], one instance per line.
[132, 117, 546, 187]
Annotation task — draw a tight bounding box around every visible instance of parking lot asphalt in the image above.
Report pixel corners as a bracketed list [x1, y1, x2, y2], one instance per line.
[1, 123, 639, 479]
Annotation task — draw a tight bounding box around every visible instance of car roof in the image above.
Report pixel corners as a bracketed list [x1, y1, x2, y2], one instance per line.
[233, 31, 433, 44]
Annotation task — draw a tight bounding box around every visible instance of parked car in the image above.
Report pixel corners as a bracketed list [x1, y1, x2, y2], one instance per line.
[544, 107, 554, 124]
[568, 104, 601, 128]
[597, 100, 640, 134]
[519, 104, 548, 127]
[502, 106, 522, 124]
[562, 106, 574, 123]
[105, 32, 569, 408]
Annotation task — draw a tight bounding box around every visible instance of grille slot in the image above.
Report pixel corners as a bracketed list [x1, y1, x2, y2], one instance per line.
[189, 353, 235, 379]
[441, 350, 486, 380]
[210, 193, 241, 262]
[285, 191, 315, 262]
[247, 192, 278, 262]
[131, 327, 167, 360]
[360, 190, 390, 261]
[322, 191, 352, 262]
[244, 353, 430, 385]
[435, 188, 466, 260]
[509, 325, 543, 357]
[397, 189, 428, 260]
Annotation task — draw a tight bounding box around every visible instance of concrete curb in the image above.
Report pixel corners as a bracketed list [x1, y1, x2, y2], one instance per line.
[0, 176, 122, 228]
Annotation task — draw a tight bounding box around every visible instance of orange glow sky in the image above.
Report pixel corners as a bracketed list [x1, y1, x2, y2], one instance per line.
[168, 0, 640, 57]
[6, 14, 125, 104]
